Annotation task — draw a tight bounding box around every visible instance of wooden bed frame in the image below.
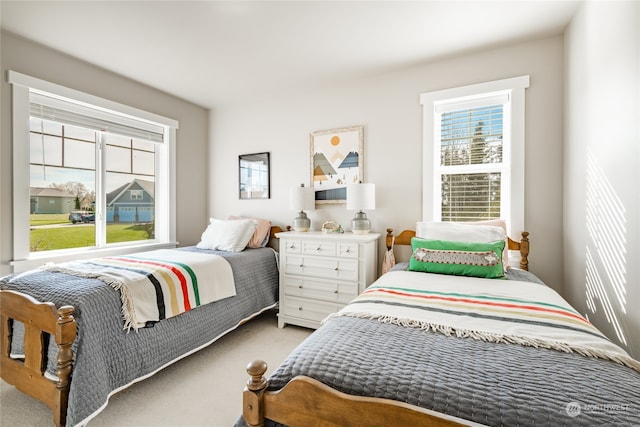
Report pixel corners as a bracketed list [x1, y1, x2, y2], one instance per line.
[0, 225, 284, 427]
[243, 360, 471, 427]
[0, 290, 76, 427]
[242, 228, 531, 427]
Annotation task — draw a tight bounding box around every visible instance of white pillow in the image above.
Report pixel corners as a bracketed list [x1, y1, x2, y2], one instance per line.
[416, 221, 506, 243]
[227, 216, 272, 248]
[197, 218, 256, 252]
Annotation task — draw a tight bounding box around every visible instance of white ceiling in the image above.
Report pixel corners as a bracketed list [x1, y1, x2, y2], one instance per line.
[1, 1, 580, 109]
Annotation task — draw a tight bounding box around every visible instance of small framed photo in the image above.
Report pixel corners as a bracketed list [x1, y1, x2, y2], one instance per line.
[239, 152, 270, 199]
[310, 126, 364, 204]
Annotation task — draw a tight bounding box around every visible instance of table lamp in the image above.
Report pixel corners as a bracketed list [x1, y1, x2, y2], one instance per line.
[290, 183, 314, 232]
[346, 182, 375, 234]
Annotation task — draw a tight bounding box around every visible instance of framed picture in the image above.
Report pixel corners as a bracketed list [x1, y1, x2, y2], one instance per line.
[239, 152, 270, 199]
[309, 125, 364, 204]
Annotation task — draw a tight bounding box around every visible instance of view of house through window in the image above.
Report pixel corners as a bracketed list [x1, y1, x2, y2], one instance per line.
[29, 117, 156, 252]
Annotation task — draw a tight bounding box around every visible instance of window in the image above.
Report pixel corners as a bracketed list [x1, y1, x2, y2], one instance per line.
[421, 76, 529, 235]
[437, 99, 506, 221]
[10, 71, 178, 269]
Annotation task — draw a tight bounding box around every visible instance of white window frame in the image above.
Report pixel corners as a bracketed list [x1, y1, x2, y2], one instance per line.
[420, 75, 529, 237]
[9, 71, 178, 272]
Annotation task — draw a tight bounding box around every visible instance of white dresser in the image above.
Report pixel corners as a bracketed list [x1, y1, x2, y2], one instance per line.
[276, 231, 380, 329]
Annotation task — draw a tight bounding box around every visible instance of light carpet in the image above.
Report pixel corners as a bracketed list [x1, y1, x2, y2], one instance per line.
[0, 309, 311, 427]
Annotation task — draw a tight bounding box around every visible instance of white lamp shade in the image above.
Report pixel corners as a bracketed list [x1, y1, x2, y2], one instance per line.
[346, 183, 376, 211]
[290, 184, 315, 211]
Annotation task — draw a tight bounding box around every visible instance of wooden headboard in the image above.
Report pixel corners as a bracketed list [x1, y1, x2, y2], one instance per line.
[385, 228, 530, 271]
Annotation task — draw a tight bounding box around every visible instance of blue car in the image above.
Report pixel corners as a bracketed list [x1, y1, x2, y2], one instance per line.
[69, 212, 83, 224]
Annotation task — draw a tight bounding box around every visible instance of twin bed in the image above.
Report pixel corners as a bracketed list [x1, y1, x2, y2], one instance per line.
[239, 224, 640, 427]
[1, 219, 281, 427]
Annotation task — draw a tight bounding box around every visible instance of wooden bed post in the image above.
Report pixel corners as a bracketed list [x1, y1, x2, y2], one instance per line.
[243, 360, 268, 427]
[519, 231, 530, 271]
[53, 306, 76, 427]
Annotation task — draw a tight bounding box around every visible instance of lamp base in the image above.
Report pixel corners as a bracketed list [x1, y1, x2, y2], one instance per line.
[293, 211, 311, 232]
[351, 211, 371, 234]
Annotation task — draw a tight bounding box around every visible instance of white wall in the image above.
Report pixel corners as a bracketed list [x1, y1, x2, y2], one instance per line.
[0, 32, 209, 276]
[209, 36, 565, 289]
[564, 1, 640, 358]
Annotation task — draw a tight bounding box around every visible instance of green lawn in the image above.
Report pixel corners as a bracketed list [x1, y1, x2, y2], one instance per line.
[30, 223, 153, 252]
[30, 213, 70, 226]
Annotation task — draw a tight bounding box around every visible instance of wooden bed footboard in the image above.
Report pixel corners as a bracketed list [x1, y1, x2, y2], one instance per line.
[243, 360, 473, 427]
[386, 228, 530, 271]
[0, 290, 76, 427]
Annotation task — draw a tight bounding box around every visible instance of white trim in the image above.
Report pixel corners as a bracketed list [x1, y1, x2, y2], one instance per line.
[421, 75, 529, 236]
[12, 84, 31, 259]
[8, 70, 179, 129]
[10, 242, 178, 273]
[420, 75, 530, 107]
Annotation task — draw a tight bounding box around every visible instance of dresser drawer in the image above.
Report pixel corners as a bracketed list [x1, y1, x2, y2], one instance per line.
[284, 277, 359, 304]
[281, 239, 302, 254]
[284, 255, 358, 281]
[281, 296, 343, 323]
[337, 242, 359, 258]
[301, 240, 336, 257]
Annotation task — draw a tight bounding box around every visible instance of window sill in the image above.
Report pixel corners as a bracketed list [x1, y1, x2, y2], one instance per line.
[10, 241, 179, 273]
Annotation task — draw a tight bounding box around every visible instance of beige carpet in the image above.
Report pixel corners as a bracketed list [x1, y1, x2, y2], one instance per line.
[0, 309, 312, 427]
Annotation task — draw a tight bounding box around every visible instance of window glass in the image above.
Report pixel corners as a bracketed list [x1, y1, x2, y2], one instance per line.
[28, 120, 158, 251]
[29, 119, 96, 252]
[437, 103, 505, 222]
[441, 172, 501, 221]
[105, 134, 155, 244]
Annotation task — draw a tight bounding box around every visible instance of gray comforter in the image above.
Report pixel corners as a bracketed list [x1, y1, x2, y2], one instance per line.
[237, 268, 640, 427]
[1, 246, 279, 427]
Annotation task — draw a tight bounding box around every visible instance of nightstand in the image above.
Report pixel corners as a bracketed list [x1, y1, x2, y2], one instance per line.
[276, 231, 380, 329]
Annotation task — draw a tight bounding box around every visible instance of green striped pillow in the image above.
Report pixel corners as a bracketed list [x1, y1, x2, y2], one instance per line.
[409, 238, 505, 279]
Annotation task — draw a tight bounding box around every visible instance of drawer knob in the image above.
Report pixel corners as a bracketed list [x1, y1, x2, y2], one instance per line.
[289, 244, 296, 249]
[334, 290, 338, 294]
[345, 248, 351, 253]
[334, 267, 339, 271]
[298, 306, 303, 311]
[299, 264, 304, 268]
[298, 285, 303, 289]
[316, 247, 321, 251]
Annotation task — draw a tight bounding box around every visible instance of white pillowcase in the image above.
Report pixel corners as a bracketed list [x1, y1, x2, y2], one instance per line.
[416, 221, 506, 243]
[196, 218, 257, 252]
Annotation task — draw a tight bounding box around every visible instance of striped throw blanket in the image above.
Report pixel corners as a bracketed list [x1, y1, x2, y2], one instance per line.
[43, 249, 236, 331]
[326, 270, 640, 372]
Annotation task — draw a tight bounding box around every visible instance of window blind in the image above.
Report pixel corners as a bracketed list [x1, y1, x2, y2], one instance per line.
[440, 104, 503, 167]
[441, 172, 501, 221]
[438, 101, 505, 222]
[30, 92, 165, 143]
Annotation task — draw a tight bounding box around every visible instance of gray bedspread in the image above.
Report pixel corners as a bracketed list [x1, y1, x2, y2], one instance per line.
[236, 269, 640, 427]
[1, 246, 279, 427]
